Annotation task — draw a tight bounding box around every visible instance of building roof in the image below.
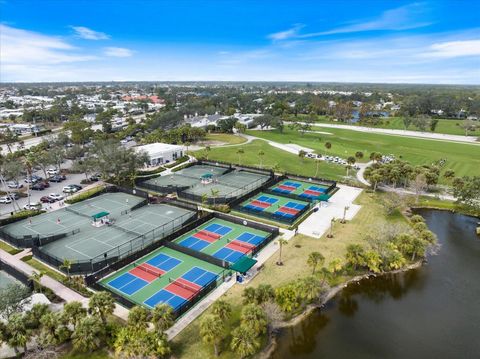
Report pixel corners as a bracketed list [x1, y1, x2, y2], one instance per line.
[135, 142, 183, 155]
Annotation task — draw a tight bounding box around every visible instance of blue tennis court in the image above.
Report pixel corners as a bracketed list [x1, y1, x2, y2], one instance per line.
[146, 253, 182, 271]
[108, 272, 149, 295]
[179, 236, 210, 251]
[144, 289, 186, 309]
[284, 202, 307, 210]
[257, 195, 278, 204]
[284, 181, 301, 188]
[308, 185, 327, 193]
[213, 247, 245, 263]
[204, 223, 232, 236]
[236, 232, 267, 246]
[182, 267, 218, 286]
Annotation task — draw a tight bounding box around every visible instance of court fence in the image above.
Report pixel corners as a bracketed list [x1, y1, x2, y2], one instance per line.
[0, 259, 34, 290]
[234, 200, 312, 225]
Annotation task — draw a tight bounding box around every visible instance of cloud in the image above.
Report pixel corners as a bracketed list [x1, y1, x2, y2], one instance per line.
[268, 24, 304, 41]
[269, 3, 431, 41]
[420, 40, 480, 58]
[0, 24, 96, 66]
[103, 47, 134, 57]
[72, 26, 110, 40]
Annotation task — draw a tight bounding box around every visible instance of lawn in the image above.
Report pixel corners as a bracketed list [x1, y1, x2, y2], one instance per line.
[205, 133, 247, 145]
[193, 139, 354, 183]
[247, 128, 480, 181]
[172, 191, 407, 358]
[22, 256, 66, 282]
[0, 240, 22, 255]
[285, 114, 479, 137]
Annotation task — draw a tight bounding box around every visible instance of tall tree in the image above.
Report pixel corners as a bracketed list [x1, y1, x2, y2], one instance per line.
[151, 304, 174, 332]
[231, 325, 260, 359]
[307, 252, 325, 275]
[88, 292, 115, 325]
[71, 316, 104, 352]
[200, 314, 224, 357]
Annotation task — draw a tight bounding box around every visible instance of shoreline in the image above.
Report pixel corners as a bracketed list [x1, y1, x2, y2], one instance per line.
[258, 260, 424, 359]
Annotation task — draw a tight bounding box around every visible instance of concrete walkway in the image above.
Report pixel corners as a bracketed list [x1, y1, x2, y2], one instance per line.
[297, 122, 480, 144]
[356, 161, 372, 186]
[298, 184, 363, 238]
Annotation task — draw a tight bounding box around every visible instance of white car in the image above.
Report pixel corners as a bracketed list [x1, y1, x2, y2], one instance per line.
[7, 181, 23, 189]
[0, 196, 12, 204]
[23, 202, 42, 210]
[63, 185, 78, 193]
[48, 193, 63, 201]
[46, 168, 59, 176]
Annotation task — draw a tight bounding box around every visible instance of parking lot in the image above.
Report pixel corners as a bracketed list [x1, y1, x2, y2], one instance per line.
[0, 167, 87, 218]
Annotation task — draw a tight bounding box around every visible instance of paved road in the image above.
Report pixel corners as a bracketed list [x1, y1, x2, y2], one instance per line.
[284, 121, 479, 144]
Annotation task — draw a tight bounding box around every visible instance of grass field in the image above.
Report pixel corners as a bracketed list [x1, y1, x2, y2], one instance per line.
[194, 140, 353, 183]
[205, 133, 247, 145]
[247, 128, 480, 181]
[286, 114, 479, 137]
[172, 191, 407, 358]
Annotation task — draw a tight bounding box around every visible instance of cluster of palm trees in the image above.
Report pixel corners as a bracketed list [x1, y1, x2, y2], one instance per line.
[0, 290, 174, 358]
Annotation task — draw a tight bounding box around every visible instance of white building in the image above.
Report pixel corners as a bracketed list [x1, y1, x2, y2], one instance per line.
[135, 143, 184, 166]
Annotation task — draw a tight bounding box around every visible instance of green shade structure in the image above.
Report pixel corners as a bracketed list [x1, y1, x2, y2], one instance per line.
[230, 256, 257, 274]
[92, 211, 109, 219]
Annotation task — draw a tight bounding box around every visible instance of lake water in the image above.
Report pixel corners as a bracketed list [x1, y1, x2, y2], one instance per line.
[0, 270, 19, 290]
[272, 210, 480, 359]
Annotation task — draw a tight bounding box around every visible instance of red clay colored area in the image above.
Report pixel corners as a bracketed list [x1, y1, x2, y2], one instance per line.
[193, 232, 216, 242]
[279, 207, 299, 215]
[304, 189, 321, 196]
[198, 230, 221, 239]
[279, 185, 296, 191]
[251, 200, 270, 208]
[129, 263, 165, 283]
[226, 241, 253, 254]
[166, 278, 201, 299]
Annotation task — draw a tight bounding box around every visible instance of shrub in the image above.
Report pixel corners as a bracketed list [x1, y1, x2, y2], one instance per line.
[65, 186, 105, 204]
[0, 210, 44, 226]
[164, 155, 189, 168]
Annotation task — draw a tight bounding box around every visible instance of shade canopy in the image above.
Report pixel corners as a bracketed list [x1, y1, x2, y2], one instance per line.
[92, 211, 109, 219]
[230, 256, 257, 273]
[201, 173, 213, 179]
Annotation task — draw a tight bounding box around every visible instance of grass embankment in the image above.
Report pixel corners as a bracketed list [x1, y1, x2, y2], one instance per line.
[205, 133, 248, 145]
[0, 240, 22, 255]
[194, 139, 352, 183]
[21, 256, 66, 282]
[414, 196, 480, 217]
[286, 114, 478, 137]
[172, 191, 406, 358]
[247, 128, 480, 182]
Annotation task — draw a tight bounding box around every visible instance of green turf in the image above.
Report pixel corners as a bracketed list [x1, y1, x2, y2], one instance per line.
[173, 218, 269, 257]
[99, 247, 226, 308]
[246, 128, 480, 181]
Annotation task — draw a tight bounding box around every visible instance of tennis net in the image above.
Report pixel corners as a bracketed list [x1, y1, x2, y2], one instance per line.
[65, 206, 91, 219]
[229, 239, 255, 250]
[198, 230, 221, 239]
[134, 262, 162, 277]
[169, 278, 200, 294]
[109, 223, 144, 238]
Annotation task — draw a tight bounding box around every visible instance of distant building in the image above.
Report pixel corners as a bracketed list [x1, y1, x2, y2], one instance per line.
[9, 123, 42, 135]
[135, 143, 184, 166]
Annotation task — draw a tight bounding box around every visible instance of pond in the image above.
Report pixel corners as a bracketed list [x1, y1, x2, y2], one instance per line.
[272, 210, 480, 359]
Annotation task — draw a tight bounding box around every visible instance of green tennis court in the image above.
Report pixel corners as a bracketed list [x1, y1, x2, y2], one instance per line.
[270, 179, 332, 201]
[173, 218, 270, 264]
[99, 247, 226, 312]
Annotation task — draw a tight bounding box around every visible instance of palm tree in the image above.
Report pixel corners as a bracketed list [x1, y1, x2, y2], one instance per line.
[240, 304, 267, 335]
[327, 217, 336, 238]
[231, 325, 260, 359]
[298, 150, 306, 162]
[236, 148, 244, 165]
[210, 188, 220, 207]
[60, 258, 72, 278]
[298, 277, 322, 302]
[88, 291, 115, 325]
[346, 156, 356, 177]
[328, 258, 343, 275]
[6, 313, 30, 355]
[29, 271, 44, 293]
[257, 150, 265, 168]
[255, 284, 275, 306]
[71, 316, 104, 352]
[307, 252, 325, 275]
[62, 301, 87, 330]
[242, 287, 257, 305]
[127, 306, 149, 330]
[210, 300, 232, 322]
[151, 304, 174, 332]
[341, 206, 350, 224]
[184, 141, 191, 155]
[324, 142, 332, 156]
[276, 238, 288, 265]
[200, 314, 224, 357]
[355, 151, 364, 160]
[204, 145, 211, 160]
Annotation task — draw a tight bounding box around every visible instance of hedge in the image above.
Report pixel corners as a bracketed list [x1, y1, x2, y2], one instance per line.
[0, 210, 44, 226]
[164, 155, 189, 168]
[64, 185, 105, 204]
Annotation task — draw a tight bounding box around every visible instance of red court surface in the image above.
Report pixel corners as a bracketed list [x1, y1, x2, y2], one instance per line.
[194, 232, 217, 242]
[129, 263, 165, 282]
[226, 240, 254, 254]
[251, 200, 270, 208]
[166, 278, 201, 299]
[198, 230, 221, 239]
[304, 189, 321, 196]
[279, 185, 296, 191]
[280, 207, 298, 215]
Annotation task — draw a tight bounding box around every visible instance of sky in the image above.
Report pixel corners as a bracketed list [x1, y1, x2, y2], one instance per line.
[1, 0, 479, 84]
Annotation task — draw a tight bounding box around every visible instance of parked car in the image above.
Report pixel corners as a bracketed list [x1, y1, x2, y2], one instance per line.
[23, 202, 42, 210]
[40, 196, 56, 203]
[89, 174, 100, 182]
[48, 193, 63, 201]
[49, 175, 65, 183]
[7, 181, 23, 189]
[46, 168, 59, 176]
[0, 196, 12, 204]
[71, 184, 82, 191]
[31, 182, 46, 191]
[63, 184, 79, 193]
[7, 193, 20, 200]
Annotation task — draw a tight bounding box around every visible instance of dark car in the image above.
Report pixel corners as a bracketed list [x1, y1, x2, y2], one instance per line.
[89, 174, 100, 182]
[49, 175, 65, 183]
[31, 182, 46, 191]
[42, 181, 50, 188]
[40, 196, 56, 203]
[71, 184, 82, 191]
[7, 193, 20, 200]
